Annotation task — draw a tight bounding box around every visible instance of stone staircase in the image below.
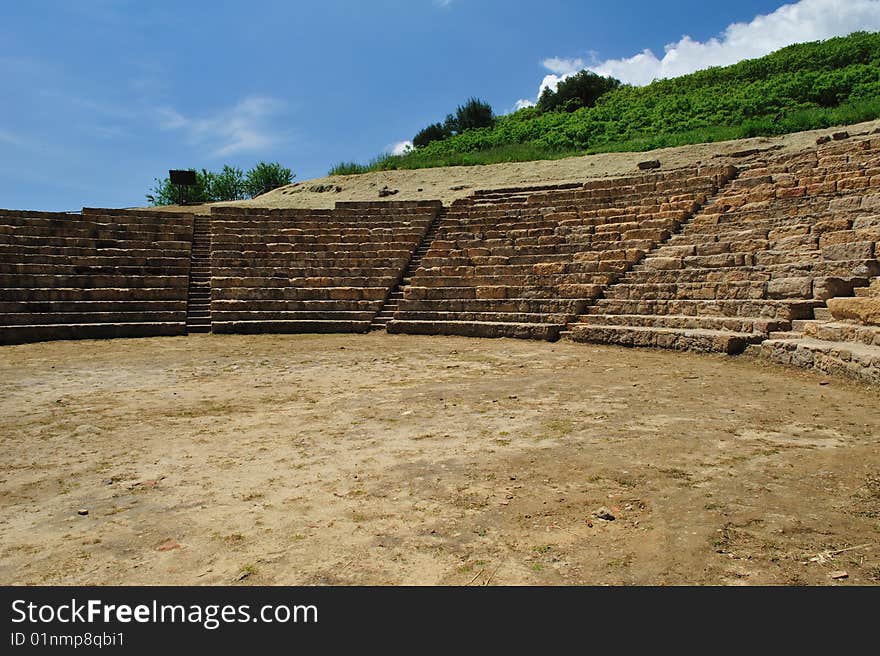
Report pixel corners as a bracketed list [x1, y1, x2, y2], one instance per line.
[186, 214, 212, 333]
[758, 278, 880, 384]
[563, 178, 792, 355]
[389, 167, 734, 341]
[566, 142, 880, 354]
[370, 206, 446, 331]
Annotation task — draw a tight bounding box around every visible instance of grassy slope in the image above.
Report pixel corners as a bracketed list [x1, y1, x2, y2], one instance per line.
[332, 32, 880, 174]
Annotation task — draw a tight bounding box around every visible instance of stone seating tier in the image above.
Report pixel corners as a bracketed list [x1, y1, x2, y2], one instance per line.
[0, 208, 194, 344]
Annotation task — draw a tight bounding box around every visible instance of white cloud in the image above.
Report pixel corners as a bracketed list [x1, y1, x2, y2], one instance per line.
[542, 57, 585, 76]
[521, 0, 880, 103]
[388, 140, 413, 156]
[157, 96, 286, 157]
[513, 98, 536, 111]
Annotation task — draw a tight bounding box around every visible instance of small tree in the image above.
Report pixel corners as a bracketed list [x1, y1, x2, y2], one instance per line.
[537, 70, 622, 113]
[413, 122, 452, 148]
[209, 165, 246, 201]
[147, 168, 213, 205]
[452, 97, 495, 132]
[245, 162, 294, 197]
[147, 162, 294, 205]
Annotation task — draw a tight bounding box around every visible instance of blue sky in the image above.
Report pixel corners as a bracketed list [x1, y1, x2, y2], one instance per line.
[2, 0, 879, 211]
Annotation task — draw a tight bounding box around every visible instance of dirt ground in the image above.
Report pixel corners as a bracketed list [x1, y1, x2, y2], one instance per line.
[143, 119, 880, 213]
[0, 333, 878, 586]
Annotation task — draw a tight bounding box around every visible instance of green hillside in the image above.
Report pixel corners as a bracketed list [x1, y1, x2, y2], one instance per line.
[332, 31, 880, 174]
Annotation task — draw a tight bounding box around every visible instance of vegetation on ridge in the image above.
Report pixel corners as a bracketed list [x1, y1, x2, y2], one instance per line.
[147, 162, 294, 205]
[330, 31, 880, 175]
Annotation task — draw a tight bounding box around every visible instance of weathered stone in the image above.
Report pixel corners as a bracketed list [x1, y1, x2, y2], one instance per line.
[638, 160, 661, 170]
[812, 219, 851, 235]
[767, 277, 812, 300]
[813, 277, 856, 301]
[644, 257, 683, 270]
[475, 286, 507, 299]
[860, 194, 880, 211]
[822, 241, 875, 261]
[828, 297, 880, 326]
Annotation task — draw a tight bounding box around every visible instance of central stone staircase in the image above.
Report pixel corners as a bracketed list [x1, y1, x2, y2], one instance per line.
[186, 214, 212, 333]
[370, 206, 446, 331]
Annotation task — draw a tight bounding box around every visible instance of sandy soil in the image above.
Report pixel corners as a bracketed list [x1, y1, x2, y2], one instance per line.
[144, 120, 880, 214]
[0, 333, 877, 586]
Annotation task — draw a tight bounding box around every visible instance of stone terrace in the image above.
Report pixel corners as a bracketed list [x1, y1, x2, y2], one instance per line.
[759, 275, 880, 384]
[209, 201, 441, 334]
[0, 208, 193, 345]
[387, 167, 736, 341]
[568, 136, 880, 354]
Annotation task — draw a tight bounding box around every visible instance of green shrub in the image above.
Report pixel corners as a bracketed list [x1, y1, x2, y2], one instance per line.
[244, 162, 294, 197]
[413, 122, 452, 148]
[537, 70, 622, 113]
[449, 97, 495, 132]
[147, 162, 294, 205]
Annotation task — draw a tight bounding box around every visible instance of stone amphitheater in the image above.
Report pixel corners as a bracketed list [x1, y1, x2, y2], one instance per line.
[1, 126, 878, 585]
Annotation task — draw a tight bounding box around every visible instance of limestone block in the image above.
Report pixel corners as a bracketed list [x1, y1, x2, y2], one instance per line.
[695, 242, 730, 256]
[813, 277, 857, 300]
[475, 286, 507, 300]
[861, 194, 880, 211]
[812, 219, 852, 235]
[819, 230, 860, 247]
[828, 297, 880, 326]
[773, 235, 817, 251]
[769, 225, 810, 240]
[644, 257, 683, 270]
[822, 241, 874, 261]
[830, 196, 862, 211]
[532, 262, 566, 275]
[767, 277, 812, 299]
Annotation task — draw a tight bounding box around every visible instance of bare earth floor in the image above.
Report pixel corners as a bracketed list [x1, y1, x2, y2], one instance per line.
[1, 333, 878, 586]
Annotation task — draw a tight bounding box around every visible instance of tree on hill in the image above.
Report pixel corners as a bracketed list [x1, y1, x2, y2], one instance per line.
[413, 122, 452, 148]
[412, 97, 496, 149]
[244, 162, 294, 197]
[447, 97, 496, 132]
[147, 162, 294, 205]
[537, 70, 623, 113]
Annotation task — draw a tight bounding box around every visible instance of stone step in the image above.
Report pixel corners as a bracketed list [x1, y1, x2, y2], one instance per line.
[387, 319, 562, 341]
[387, 311, 574, 324]
[589, 298, 817, 321]
[211, 299, 382, 311]
[398, 298, 588, 314]
[802, 320, 880, 346]
[759, 337, 880, 385]
[404, 285, 603, 301]
[211, 319, 372, 334]
[602, 280, 768, 301]
[0, 300, 187, 313]
[0, 287, 193, 301]
[576, 313, 787, 333]
[1, 311, 184, 325]
[0, 322, 187, 345]
[211, 310, 376, 321]
[566, 324, 760, 354]
[827, 296, 880, 326]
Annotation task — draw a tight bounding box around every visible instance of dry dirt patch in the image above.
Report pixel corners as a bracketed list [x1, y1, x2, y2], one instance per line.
[0, 333, 878, 585]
